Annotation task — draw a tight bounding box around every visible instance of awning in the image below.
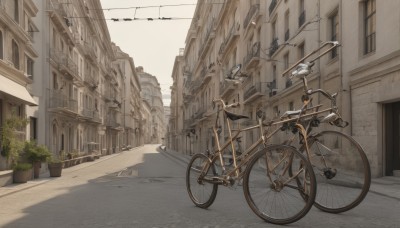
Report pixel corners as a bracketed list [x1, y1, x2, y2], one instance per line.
[0, 75, 37, 106]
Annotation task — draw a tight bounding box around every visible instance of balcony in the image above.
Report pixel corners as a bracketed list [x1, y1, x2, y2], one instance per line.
[243, 42, 261, 70]
[218, 23, 240, 57]
[48, 1, 76, 45]
[48, 90, 78, 114]
[269, 0, 277, 15]
[84, 74, 98, 89]
[198, 20, 216, 59]
[106, 118, 121, 129]
[244, 4, 260, 29]
[243, 82, 267, 104]
[269, 38, 279, 57]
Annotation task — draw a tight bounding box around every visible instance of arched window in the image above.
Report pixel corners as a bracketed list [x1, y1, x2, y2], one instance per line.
[0, 31, 3, 59]
[11, 40, 19, 69]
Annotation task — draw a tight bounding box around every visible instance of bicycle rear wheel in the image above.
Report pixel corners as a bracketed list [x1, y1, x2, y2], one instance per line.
[307, 130, 371, 213]
[186, 153, 218, 208]
[243, 145, 316, 225]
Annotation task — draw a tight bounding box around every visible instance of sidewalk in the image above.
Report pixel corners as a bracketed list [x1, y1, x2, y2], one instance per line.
[0, 151, 122, 198]
[161, 147, 400, 200]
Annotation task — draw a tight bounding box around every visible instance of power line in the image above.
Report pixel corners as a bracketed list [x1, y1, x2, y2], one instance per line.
[90, 3, 197, 11]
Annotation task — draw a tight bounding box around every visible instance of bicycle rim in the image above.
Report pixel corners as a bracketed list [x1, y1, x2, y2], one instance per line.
[308, 130, 371, 213]
[243, 145, 316, 225]
[186, 153, 218, 208]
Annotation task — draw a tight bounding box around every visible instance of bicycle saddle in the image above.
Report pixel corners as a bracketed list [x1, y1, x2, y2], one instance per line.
[224, 110, 249, 121]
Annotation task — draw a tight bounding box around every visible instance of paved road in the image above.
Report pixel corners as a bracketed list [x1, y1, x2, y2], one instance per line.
[0, 145, 399, 228]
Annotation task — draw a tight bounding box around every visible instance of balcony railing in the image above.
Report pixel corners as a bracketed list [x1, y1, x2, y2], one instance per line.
[243, 42, 261, 69]
[48, 90, 78, 113]
[198, 19, 215, 58]
[219, 23, 240, 55]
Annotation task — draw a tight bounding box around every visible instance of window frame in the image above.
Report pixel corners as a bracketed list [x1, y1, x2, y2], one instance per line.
[364, 0, 376, 55]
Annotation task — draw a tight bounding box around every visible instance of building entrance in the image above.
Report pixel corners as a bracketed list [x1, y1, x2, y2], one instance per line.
[385, 101, 400, 176]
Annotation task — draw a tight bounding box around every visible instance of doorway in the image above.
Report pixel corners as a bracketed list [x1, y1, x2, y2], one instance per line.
[385, 101, 400, 176]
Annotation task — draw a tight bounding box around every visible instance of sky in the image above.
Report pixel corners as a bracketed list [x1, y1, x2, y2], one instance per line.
[100, 0, 197, 106]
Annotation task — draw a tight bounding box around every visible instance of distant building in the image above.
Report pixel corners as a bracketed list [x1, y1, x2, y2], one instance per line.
[136, 67, 166, 144]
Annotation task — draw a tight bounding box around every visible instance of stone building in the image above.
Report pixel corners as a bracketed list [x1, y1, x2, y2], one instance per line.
[167, 0, 400, 178]
[112, 43, 143, 149]
[136, 66, 165, 144]
[0, 0, 38, 170]
[28, 0, 144, 160]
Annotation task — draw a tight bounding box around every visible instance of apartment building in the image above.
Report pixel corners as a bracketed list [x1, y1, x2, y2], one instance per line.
[27, 0, 147, 160]
[136, 67, 165, 144]
[168, 0, 400, 178]
[0, 0, 38, 170]
[112, 44, 143, 149]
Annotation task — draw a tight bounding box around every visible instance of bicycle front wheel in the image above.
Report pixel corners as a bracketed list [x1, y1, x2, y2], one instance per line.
[307, 130, 371, 213]
[186, 153, 218, 209]
[243, 145, 316, 225]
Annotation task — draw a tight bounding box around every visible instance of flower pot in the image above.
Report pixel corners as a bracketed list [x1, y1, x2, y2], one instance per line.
[13, 169, 32, 183]
[48, 162, 63, 177]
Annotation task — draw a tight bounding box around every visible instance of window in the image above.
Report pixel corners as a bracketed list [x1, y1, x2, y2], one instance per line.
[14, 0, 19, 23]
[12, 40, 19, 69]
[299, 0, 305, 27]
[289, 101, 294, 111]
[0, 31, 3, 59]
[284, 11, 290, 41]
[298, 42, 305, 60]
[30, 117, 37, 141]
[26, 56, 34, 78]
[284, 52, 289, 70]
[53, 72, 58, 89]
[364, 0, 376, 54]
[330, 11, 339, 58]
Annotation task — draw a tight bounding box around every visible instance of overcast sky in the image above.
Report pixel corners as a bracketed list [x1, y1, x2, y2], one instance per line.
[100, 0, 197, 106]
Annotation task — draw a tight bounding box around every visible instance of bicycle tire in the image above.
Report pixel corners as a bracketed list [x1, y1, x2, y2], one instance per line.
[243, 145, 316, 225]
[186, 153, 218, 208]
[306, 130, 371, 213]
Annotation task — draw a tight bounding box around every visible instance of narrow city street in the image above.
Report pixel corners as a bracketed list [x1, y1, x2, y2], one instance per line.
[0, 145, 399, 228]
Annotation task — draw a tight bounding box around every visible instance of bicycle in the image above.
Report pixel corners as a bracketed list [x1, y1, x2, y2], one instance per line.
[278, 41, 371, 213]
[186, 96, 317, 225]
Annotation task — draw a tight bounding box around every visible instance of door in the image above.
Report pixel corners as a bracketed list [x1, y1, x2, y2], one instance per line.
[385, 102, 400, 175]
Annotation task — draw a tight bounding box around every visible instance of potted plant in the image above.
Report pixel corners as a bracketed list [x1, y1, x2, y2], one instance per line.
[24, 141, 52, 178]
[47, 157, 63, 177]
[13, 163, 33, 183]
[0, 116, 29, 169]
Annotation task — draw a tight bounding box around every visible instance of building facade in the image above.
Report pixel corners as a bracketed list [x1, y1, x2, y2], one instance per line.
[136, 66, 165, 144]
[112, 43, 143, 149]
[167, 0, 400, 178]
[29, 0, 144, 160]
[0, 0, 38, 170]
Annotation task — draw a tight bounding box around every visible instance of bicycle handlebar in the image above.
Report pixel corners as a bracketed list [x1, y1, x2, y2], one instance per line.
[282, 41, 340, 77]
